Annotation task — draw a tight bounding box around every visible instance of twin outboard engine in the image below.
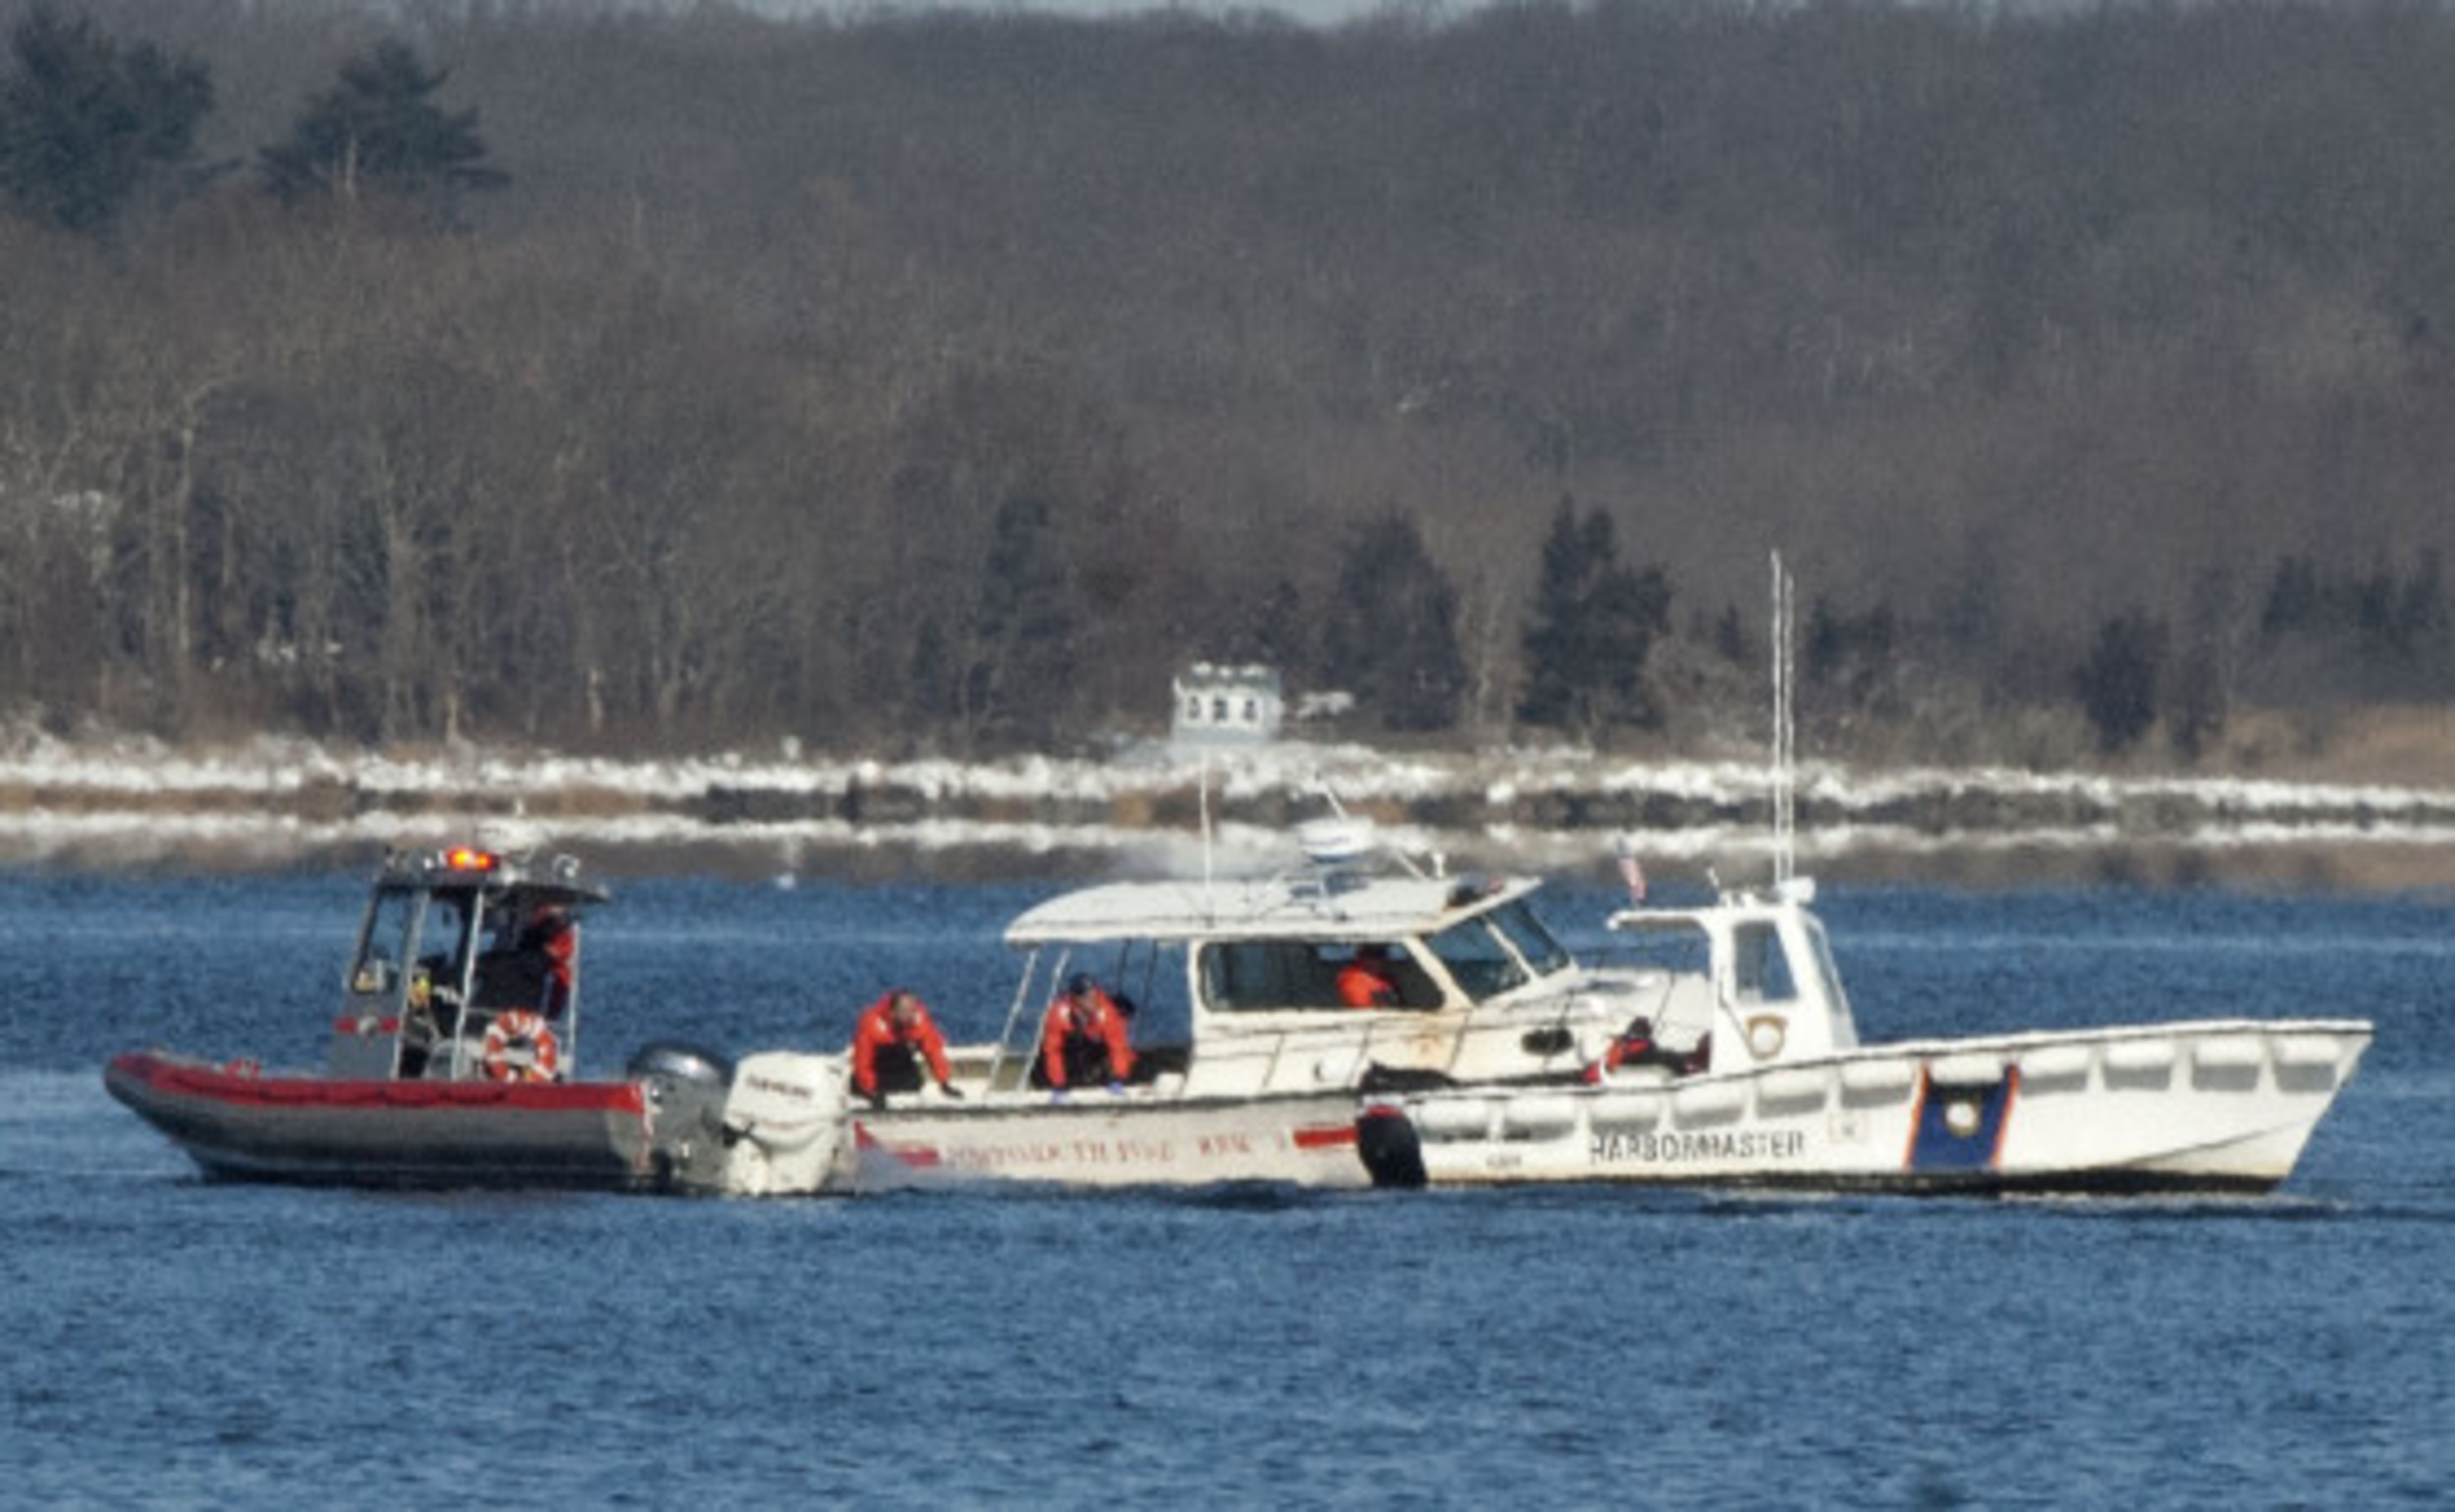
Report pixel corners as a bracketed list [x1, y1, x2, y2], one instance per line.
[629, 1041, 734, 1088]
[627, 1043, 854, 1196]
[706, 1052, 854, 1196]
[627, 1042, 737, 1192]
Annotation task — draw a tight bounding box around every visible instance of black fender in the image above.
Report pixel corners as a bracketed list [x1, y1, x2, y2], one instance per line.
[1355, 1103, 1427, 1189]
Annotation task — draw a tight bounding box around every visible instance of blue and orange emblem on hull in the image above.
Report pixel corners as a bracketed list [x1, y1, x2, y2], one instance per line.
[1904, 1065, 2019, 1173]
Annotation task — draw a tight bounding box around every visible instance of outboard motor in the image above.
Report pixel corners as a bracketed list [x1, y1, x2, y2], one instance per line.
[628, 1041, 734, 1088]
[627, 1041, 736, 1192]
[710, 1051, 853, 1196]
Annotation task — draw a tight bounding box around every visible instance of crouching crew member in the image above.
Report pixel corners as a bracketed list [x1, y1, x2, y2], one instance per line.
[850, 989, 962, 1108]
[1034, 973, 1136, 1092]
[1583, 1015, 1688, 1084]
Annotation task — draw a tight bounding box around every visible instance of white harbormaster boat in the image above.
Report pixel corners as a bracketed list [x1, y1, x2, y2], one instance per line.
[690, 820, 1665, 1195]
[1354, 874, 2374, 1195]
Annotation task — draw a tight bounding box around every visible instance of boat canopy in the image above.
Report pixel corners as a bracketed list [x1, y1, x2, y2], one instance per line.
[371, 843, 612, 911]
[1003, 872, 1544, 947]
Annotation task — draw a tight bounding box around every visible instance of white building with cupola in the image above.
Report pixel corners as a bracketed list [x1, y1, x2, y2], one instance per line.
[1171, 664, 1283, 746]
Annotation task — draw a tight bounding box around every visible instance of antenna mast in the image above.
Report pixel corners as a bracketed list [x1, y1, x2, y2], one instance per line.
[1771, 549, 1796, 886]
[1199, 755, 1215, 898]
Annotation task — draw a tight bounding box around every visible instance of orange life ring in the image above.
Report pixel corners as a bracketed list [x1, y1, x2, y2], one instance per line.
[481, 1009, 561, 1083]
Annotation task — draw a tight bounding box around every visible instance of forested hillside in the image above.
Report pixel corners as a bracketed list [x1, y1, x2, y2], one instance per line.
[5, 0, 2454, 768]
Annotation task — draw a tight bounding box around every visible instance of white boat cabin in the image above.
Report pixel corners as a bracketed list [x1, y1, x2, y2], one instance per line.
[968, 832, 1642, 1097]
[1598, 878, 1864, 1075]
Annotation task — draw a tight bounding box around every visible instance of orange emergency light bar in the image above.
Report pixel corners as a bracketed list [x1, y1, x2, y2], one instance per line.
[441, 846, 500, 873]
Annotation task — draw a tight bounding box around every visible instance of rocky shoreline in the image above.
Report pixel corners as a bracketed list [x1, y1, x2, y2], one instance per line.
[5, 738, 2455, 884]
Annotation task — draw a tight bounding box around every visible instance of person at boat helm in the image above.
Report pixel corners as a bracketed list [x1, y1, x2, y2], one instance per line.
[849, 989, 962, 1109]
[1033, 972, 1136, 1094]
[518, 903, 578, 1019]
[1583, 1015, 1686, 1084]
[1336, 945, 1401, 1009]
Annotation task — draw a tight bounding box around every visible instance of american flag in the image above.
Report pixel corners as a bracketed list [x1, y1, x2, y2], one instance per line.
[1613, 836, 1647, 905]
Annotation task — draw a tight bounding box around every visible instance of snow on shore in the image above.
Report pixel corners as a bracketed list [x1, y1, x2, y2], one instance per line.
[6, 729, 2455, 875]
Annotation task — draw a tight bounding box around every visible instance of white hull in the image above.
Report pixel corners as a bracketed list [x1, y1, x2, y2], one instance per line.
[704, 1052, 1366, 1195]
[845, 1093, 1368, 1192]
[698, 832, 1667, 1197]
[1366, 1020, 2372, 1194]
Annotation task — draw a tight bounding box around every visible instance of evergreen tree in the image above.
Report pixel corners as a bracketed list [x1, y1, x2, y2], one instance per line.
[2258, 555, 2321, 641]
[959, 494, 1076, 750]
[1519, 500, 1600, 729]
[258, 40, 506, 209]
[2075, 610, 2165, 754]
[0, 7, 211, 236]
[905, 618, 956, 727]
[1517, 499, 1670, 741]
[2399, 549, 2447, 651]
[2167, 639, 2226, 763]
[1322, 513, 1467, 732]
[1803, 593, 1898, 714]
[1241, 576, 1310, 682]
[2168, 566, 2235, 764]
[2353, 557, 2405, 660]
[1712, 602, 1751, 667]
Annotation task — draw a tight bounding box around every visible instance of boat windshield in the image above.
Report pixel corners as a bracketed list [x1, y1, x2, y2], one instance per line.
[349, 887, 422, 1000]
[350, 888, 481, 1014]
[1486, 898, 1573, 979]
[1427, 898, 1566, 1001]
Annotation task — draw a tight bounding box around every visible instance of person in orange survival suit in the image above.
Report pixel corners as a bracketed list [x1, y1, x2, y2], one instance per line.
[1033, 972, 1136, 1093]
[1335, 945, 1401, 1008]
[1582, 1015, 1689, 1084]
[849, 989, 963, 1108]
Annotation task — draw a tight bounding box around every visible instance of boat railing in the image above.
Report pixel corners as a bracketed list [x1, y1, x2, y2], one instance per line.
[984, 947, 1052, 1094]
[1245, 1012, 1433, 1092]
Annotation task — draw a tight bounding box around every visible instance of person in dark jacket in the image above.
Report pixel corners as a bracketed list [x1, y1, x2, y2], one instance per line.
[518, 903, 577, 1019]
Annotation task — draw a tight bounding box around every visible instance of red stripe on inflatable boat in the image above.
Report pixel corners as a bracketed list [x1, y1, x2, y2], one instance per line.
[106, 1052, 644, 1114]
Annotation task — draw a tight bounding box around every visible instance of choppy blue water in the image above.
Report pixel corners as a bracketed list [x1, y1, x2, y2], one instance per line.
[4, 867, 2450, 1508]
